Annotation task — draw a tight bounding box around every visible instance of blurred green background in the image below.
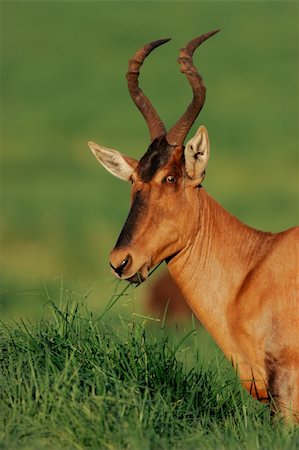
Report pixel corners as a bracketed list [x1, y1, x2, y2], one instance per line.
[1, 1, 298, 314]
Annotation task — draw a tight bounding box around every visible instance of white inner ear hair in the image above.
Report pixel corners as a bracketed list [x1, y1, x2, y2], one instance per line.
[100, 149, 134, 180]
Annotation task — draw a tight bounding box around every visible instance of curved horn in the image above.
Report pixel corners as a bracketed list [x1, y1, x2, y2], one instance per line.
[126, 38, 170, 142]
[166, 30, 220, 146]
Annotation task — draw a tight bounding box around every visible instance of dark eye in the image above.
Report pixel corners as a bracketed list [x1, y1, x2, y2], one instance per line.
[165, 175, 176, 184]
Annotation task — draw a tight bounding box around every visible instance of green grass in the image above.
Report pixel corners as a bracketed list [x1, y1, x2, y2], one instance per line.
[1, 292, 298, 450]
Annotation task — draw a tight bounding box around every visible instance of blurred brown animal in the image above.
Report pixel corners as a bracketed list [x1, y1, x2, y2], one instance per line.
[146, 270, 192, 322]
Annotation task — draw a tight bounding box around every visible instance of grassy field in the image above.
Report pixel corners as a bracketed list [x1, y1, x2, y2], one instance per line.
[1, 1, 298, 312]
[1, 294, 299, 450]
[0, 2, 298, 449]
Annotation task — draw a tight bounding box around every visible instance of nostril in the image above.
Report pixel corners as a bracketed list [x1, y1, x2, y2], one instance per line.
[110, 254, 132, 277]
[120, 255, 131, 271]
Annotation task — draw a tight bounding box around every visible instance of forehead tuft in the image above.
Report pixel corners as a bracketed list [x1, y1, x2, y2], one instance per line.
[137, 136, 175, 182]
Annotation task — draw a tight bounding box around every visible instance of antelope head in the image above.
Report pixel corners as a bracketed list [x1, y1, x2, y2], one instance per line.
[88, 31, 219, 283]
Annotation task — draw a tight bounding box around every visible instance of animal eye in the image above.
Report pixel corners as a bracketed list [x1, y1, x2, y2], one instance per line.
[165, 175, 176, 184]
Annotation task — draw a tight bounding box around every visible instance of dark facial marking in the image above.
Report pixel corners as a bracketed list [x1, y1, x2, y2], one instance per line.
[138, 136, 175, 182]
[115, 191, 145, 248]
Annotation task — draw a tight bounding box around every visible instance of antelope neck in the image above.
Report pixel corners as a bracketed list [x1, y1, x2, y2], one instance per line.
[167, 188, 275, 358]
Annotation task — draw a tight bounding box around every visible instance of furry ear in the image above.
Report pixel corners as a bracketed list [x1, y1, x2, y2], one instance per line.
[88, 141, 138, 181]
[184, 126, 210, 184]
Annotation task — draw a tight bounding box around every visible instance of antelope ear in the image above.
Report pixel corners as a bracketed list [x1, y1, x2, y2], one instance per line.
[184, 126, 210, 184]
[88, 141, 138, 181]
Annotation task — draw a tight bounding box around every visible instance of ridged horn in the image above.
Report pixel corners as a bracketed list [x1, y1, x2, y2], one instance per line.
[126, 38, 170, 142]
[166, 30, 220, 146]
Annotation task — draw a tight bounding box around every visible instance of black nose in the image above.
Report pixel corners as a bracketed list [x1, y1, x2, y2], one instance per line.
[110, 255, 131, 277]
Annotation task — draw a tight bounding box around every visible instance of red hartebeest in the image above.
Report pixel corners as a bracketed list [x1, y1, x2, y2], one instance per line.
[88, 31, 299, 422]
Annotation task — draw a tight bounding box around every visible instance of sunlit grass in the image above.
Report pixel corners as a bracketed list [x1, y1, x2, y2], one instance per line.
[1, 291, 298, 450]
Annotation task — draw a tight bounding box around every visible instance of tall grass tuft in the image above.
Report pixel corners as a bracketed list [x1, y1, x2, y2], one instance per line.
[0, 291, 298, 449]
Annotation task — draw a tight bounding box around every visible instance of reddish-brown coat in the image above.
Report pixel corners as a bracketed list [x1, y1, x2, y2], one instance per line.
[88, 33, 299, 422]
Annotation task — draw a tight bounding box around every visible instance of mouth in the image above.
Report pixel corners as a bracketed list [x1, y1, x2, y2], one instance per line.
[127, 273, 145, 284]
[126, 263, 149, 285]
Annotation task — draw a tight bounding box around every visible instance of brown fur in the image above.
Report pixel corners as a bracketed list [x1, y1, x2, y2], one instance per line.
[88, 34, 298, 423]
[108, 147, 299, 422]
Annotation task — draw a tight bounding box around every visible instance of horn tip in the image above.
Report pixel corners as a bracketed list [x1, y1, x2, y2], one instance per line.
[152, 37, 171, 47]
[210, 28, 221, 36]
[199, 28, 221, 41]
